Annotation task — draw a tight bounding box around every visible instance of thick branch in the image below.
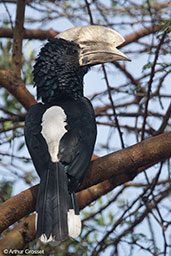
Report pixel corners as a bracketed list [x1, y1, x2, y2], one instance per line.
[0, 185, 37, 234]
[0, 132, 170, 234]
[0, 25, 160, 46]
[0, 215, 35, 255]
[81, 131, 171, 190]
[0, 27, 58, 39]
[0, 69, 36, 110]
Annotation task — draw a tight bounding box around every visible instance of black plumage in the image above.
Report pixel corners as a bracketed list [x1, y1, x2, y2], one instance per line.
[24, 38, 96, 243]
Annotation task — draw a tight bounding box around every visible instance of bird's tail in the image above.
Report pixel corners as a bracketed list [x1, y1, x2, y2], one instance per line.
[35, 162, 81, 244]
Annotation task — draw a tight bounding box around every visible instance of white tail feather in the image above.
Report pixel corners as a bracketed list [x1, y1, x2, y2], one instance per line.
[39, 234, 60, 247]
[40, 234, 60, 246]
[67, 209, 81, 238]
[40, 234, 54, 243]
[35, 213, 38, 231]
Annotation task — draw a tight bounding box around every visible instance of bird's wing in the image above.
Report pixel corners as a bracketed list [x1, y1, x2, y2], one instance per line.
[57, 129, 92, 191]
[24, 103, 50, 177]
[57, 97, 96, 191]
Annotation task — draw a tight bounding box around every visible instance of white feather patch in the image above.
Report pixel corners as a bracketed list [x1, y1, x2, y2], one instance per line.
[40, 234, 58, 246]
[41, 106, 67, 162]
[67, 209, 81, 238]
[35, 213, 38, 231]
[40, 234, 54, 243]
[40, 234, 60, 246]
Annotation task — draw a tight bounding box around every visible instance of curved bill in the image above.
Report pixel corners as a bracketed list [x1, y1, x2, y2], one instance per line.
[56, 25, 131, 66]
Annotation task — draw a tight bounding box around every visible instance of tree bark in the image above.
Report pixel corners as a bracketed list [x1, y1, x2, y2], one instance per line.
[0, 70, 36, 110]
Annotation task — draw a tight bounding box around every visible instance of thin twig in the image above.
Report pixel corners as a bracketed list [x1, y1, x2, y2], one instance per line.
[141, 30, 168, 140]
[102, 65, 125, 148]
[85, 0, 94, 25]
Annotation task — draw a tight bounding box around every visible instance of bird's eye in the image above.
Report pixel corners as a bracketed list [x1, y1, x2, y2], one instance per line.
[72, 49, 77, 54]
[66, 48, 77, 55]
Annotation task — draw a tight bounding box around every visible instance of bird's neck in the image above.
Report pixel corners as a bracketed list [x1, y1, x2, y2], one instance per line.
[57, 69, 84, 98]
[35, 69, 87, 103]
[34, 63, 89, 103]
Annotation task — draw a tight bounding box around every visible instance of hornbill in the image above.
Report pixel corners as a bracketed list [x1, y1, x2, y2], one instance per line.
[24, 25, 130, 244]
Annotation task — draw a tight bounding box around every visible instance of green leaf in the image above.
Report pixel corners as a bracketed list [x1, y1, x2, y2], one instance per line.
[142, 62, 153, 71]
[108, 210, 114, 223]
[0, 180, 14, 202]
[98, 215, 105, 226]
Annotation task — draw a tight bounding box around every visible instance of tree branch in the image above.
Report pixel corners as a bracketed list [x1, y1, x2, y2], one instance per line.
[0, 25, 160, 46]
[154, 103, 171, 136]
[81, 131, 171, 190]
[120, 25, 160, 48]
[0, 215, 36, 255]
[0, 69, 36, 110]
[0, 27, 58, 39]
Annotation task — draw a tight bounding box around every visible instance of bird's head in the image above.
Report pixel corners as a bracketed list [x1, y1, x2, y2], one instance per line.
[33, 25, 130, 103]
